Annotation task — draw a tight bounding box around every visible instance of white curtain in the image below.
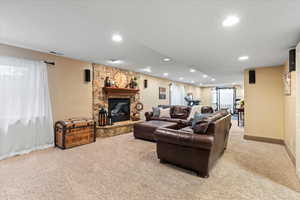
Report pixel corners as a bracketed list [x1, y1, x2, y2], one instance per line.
[170, 83, 186, 106]
[0, 56, 54, 160]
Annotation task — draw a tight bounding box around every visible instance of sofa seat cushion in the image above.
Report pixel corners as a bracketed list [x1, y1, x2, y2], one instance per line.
[134, 120, 177, 141]
[163, 118, 185, 123]
[150, 117, 171, 121]
[180, 127, 193, 133]
[150, 117, 187, 124]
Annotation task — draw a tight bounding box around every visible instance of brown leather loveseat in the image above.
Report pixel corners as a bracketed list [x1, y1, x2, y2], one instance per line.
[145, 106, 192, 124]
[154, 111, 231, 178]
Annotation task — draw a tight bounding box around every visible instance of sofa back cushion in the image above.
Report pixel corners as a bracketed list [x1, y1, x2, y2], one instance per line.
[201, 106, 214, 114]
[206, 111, 230, 135]
[192, 110, 229, 134]
[193, 121, 210, 134]
[191, 112, 211, 128]
[205, 110, 228, 121]
[170, 106, 191, 119]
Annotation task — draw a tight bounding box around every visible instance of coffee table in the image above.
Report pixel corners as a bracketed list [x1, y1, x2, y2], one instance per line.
[133, 120, 178, 141]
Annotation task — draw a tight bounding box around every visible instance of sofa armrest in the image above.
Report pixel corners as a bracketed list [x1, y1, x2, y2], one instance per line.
[145, 112, 153, 121]
[154, 128, 214, 150]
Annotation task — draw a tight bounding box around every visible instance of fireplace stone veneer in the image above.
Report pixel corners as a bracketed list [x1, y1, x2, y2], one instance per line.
[92, 63, 141, 137]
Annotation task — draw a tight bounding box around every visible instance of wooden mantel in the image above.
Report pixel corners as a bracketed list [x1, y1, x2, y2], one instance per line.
[103, 87, 139, 96]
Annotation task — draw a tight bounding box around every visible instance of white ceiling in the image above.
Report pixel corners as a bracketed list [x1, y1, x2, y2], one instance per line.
[0, 0, 300, 86]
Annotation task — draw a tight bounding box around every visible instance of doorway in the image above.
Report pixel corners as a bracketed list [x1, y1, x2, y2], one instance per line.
[216, 87, 236, 114]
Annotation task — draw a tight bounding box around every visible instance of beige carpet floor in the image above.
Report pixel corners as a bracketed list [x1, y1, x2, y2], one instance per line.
[0, 121, 299, 200]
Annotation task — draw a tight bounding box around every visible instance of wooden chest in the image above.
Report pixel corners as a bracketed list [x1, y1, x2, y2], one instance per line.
[54, 118, 96, 149]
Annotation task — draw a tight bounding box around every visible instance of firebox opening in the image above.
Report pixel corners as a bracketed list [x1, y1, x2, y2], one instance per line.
[108, 98, 130, 123]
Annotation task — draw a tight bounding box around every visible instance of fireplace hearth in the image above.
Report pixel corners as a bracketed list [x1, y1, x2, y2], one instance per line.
[108, 98, 130, 123]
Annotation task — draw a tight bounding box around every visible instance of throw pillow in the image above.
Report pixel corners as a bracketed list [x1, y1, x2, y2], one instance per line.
[191, 111, 211, 128]
[152, 107, 160, 117]
[160, 108, 171, 118]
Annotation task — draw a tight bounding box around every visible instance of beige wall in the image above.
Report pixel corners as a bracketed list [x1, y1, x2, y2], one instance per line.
[0, 44, 93, 122]
[283, 61, 296, 157]
[0, 43, 203, 122]
[201, 87, 214, 106]
[138, 74, 202, 118]
[138, 74, 170, 114]
[185, 84, 202, 100]
[244, 66, 285, 140]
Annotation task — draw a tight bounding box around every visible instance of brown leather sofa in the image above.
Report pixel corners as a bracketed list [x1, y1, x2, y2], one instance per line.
[145, 106, 191, 125]
[154, 111, 231, 178]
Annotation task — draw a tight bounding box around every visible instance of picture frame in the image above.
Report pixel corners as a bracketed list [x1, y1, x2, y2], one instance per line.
[159, 87, 166, 99]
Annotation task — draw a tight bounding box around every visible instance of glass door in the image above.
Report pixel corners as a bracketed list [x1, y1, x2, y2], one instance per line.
[216, 87, 236, 114]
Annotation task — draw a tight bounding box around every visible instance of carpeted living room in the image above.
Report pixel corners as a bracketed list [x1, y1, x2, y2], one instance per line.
[1, 1, 300, 200]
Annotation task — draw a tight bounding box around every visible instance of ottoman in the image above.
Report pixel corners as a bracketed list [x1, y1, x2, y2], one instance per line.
[134, 120, 177, 141]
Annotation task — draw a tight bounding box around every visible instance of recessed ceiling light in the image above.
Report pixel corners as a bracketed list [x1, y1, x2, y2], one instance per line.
[222, 16, 240, 27]
[107, 59, 123, 64]
[112, 34, 123, 42]
[211, 78, 216, 82]
[163, 58, 171, 62]
[202, 74, 208, 78]
[179, 77, 184, 80]
[190, 68, 196, 73]
[238, 56, 249, 61]
[163, 73, 169, 76]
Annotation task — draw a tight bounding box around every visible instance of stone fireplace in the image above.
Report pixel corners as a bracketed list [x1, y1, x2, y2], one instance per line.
[108, 98, 130, 123]
[92, 63, 142, 138]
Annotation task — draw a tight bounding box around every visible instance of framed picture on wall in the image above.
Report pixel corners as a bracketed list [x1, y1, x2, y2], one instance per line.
[159, 87, 166, 99]
[283, 72, 291, 96]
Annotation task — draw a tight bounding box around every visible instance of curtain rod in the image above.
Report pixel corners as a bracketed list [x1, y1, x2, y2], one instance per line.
[44, 61, 55, 66]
